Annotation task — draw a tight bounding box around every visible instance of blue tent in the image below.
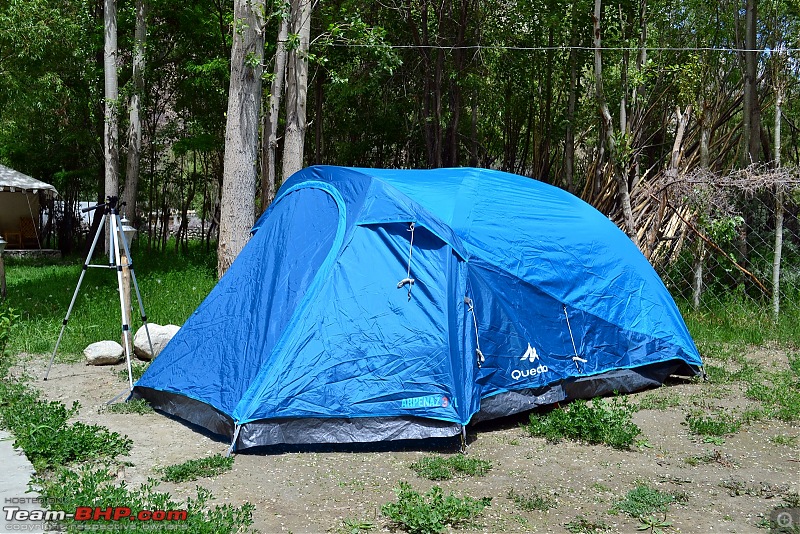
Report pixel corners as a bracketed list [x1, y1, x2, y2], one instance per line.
[133, 166, 702, 449]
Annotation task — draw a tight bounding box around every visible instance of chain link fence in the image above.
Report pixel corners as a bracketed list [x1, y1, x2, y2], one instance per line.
[648, 170, 800, 342]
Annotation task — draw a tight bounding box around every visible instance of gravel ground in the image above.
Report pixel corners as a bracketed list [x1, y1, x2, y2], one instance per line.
[10, 347, 799, 534]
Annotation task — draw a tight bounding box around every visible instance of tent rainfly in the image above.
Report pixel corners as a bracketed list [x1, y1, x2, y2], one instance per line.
[133, 166, 703, 450]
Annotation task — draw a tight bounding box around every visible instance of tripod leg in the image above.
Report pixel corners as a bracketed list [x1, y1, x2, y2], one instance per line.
[117, 215, 156, 358]
[45, 214, 107, 381]
[111, 214, 135, 391]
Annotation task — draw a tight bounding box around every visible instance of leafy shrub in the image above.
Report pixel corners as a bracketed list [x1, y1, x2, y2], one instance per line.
[161, 454, 235, 483]
[410, 455, 492, 481]
[0, 381, 131, 470]
[612, 484, 687, 518]
[523, 397, 641, 449]
[36, 466, 254, 533]
[381, 481, 491, 534]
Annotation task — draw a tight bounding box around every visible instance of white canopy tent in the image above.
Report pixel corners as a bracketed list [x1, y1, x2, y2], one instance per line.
[0, 164, 58, 249]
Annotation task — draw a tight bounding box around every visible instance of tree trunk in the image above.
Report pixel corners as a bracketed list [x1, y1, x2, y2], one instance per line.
[260, 12, 289, 214]
[772, 81, 783, 321]
[122, 0, 145, 223]
[104, 0, 119, 252]
[217, 0, 265, 277]
[565, 35, 577, 193]
[282, 0, 312, 180]
[593, 0, 637, 245]
[743, 0, 759, 164]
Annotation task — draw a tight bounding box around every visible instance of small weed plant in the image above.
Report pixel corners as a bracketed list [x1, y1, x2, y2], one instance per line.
[524, 396, 641, 449]
[338, 518, 376, 534]
[410, 455, 492, 480]
[637, 514, 673, 534]
[161, 454, 235, 483]
[770, 435, 799, 446]
[564, 515, 611, 533]
[612, 484, 687, 518]
[506, 487, 556, 511]
[381, 481, 491, 534]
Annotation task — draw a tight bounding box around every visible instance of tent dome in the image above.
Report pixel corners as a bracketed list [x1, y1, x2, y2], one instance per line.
[134, 166, 702, 450]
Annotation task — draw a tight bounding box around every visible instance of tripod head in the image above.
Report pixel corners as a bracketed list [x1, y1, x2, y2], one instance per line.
[82, 196, 125, 214]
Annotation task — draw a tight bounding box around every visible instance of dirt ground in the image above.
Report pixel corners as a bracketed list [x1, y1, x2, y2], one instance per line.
[10, 349, 800, 534]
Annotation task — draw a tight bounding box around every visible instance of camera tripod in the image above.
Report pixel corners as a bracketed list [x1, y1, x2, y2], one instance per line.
[45, 196, 154, 391]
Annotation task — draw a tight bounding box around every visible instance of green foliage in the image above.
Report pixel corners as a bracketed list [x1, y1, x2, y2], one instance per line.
[523, 396, 641, 449]
[564, 515, 611, 533]
[685, 411, 742, 437]
[36, 466, 254, 533]
[409, 455, 492, 481]
[0, 379, 131, 470]
[161, 454, 235, 483]
[103, 398, 154, 415]
[612, 485, 687, 518]
[381, 482, 491, 534]
[506, 488, 556, 512]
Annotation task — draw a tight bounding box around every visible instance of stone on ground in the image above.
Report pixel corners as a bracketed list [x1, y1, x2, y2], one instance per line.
[84, 340, 124, 365]
[134, 324, 180, 361]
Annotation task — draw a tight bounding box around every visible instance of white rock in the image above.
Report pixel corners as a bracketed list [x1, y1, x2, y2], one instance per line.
[133, 324, 180, 361]
[84, 340, 124, 366]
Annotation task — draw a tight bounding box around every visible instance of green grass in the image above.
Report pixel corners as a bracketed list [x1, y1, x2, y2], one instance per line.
[523, 396, 641, 450]
[410, 455, 492, 480]
[161, 454, 235, 483]
[103, 398, 154, 415]
[381, 482, 491, 534]
[3, 242, 216, 357]
[611, 484, 687, 518]
[678, 291, 800, 347]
